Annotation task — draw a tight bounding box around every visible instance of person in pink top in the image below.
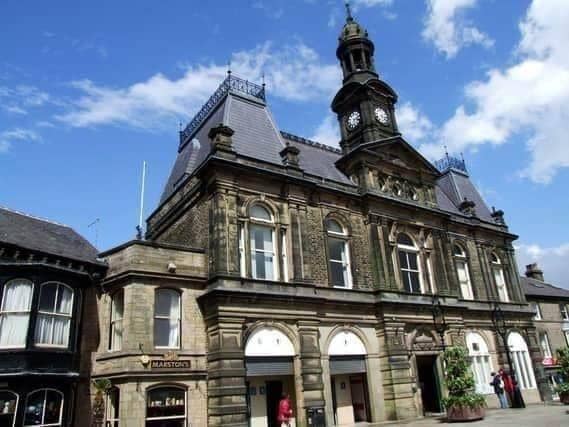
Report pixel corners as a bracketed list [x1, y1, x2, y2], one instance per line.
[277, 393, 293, 427]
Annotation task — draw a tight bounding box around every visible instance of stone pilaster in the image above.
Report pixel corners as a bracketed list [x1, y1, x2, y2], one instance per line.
[379, 218, 397, 290]
[207, 319, 247, 427]
[298, 321, 324, 409]
[368, 215, 386, 289]
[525, 327, 551, 401]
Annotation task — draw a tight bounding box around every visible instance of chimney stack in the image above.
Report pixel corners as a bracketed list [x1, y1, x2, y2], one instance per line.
[525, 263, 544, 282]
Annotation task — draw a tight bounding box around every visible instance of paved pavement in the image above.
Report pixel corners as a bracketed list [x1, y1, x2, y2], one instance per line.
[379, 404, 568, 427]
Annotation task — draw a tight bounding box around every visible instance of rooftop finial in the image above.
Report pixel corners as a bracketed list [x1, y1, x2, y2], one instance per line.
[345, 1, 353, 21]
[227, 60, 232, 76]
[261, 71, 266, 88]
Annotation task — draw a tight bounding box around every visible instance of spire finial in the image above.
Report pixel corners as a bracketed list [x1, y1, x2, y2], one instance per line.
[227, 60, 232, 77]
[261, 71, 266, 88]
[345, 1, 353, 22]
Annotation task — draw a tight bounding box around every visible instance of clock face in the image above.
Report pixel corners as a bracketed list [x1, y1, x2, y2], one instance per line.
[374, 106, 390, 125]
[346, 111, 361, 131]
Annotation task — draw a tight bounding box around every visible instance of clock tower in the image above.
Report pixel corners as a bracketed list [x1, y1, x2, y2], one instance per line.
[332, 3, 400, 154]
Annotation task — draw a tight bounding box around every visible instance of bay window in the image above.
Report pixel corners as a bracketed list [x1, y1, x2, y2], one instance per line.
[326, 219, 352, 288]
[106, 387, 120, 427]
[24, 389, 63, 427]
[0, 279, 33, 348]
[154, 289, 181, 349]
[397, 233, 423, 293]
[146, 386, 186, 427]
[0, 391, 18, 427]
[453, 244, 474, 300]
[34, 282, 73, 347]
[109, 290, 124, 351]
[490, 253, 509, 302]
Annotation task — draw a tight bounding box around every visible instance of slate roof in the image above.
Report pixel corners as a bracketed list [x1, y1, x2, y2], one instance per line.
[521, 276, 569, 299]
[161, 76, 496, 226]
[0, 206, 100, 265]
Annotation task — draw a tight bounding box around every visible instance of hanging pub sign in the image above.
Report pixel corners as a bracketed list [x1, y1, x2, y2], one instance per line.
[150, 351, 191, 369]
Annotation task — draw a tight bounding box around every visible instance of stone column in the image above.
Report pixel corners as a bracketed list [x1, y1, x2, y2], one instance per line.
[368, 215, 386, 289]
[378, 218, 397, 290]
[298, 321, 324, 424]
[207, 319, 247, 427]
[377, 321, 418, 421]
[525, 327, 551, 402]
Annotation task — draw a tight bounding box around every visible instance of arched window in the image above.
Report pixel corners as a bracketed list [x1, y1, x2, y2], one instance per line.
[466, 332, 493, 394]
[490, 253, 509, 302]
[0, 278, 33, 348]
[249, 204, 276, 281]
[453, 244, 474, 300]
[23, 389, 64, 427]
[397, 234, 423, 293]
[154, 289, 181, 349]
[146, 386, 186, 427]
[326, 219, 352, 288]
[109, 290, 124, 351]
[0, 390, 18, 426]
[508, 332, 536, 390]
[34, 282, 73, 347]
[106, 387, 120, 427]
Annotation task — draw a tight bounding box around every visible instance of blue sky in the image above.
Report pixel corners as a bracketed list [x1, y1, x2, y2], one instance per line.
[1, 0, 569, 287]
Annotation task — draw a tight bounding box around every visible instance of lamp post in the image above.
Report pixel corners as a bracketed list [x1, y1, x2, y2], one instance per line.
[431, 295, 447, 350]
[491, 302, 515, 379]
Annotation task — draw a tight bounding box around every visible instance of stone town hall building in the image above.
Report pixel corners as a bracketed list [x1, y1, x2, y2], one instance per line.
[91, 11, 545, 427]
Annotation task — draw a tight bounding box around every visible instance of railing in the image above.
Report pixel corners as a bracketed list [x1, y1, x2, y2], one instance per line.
[434, 154, 467, 174]
[179, 74, 265, 145]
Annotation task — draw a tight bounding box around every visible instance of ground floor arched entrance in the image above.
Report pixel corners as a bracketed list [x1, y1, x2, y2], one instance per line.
[245, 326, 298, 427]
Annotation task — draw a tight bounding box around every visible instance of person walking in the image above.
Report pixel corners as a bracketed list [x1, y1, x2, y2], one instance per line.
[491, 371, 508, 409]
[277, 393, 293, 427]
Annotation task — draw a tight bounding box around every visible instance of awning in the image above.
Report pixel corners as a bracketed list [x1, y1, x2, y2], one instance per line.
[246, 357, 294, 377]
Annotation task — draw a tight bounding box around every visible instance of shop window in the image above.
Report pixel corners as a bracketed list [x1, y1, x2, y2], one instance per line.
[106, 387, 120, 427]
[507, 332, 536, 390]
[109, 290, 124, 351]
[397, 233, 423, 294]
[146, 386, 186, 427]
[326, 219, 352, 288]
[466, 332, 493, 394]
[490, 253, 509, 302]
[34, 282, 73, 347]
[23, 389, 63, 427]
[453, 244, 474, 300]
[154, 289, 181, 349]
[0, 278, 33, 348]
[249, 205, 276, 281]
[0, 391, 18, 427]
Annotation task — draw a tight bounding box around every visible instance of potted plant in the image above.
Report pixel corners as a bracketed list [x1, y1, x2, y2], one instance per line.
[555, 348, 569, 404]
[91, 378, 111, 426]
[442, 346, 486, 421]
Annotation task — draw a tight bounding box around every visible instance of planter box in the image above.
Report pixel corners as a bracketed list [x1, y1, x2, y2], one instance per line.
[446, 405, 485, 422]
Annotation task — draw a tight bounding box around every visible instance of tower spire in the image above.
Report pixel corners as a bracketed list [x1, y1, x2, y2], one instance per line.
[345, 1, 353, 22]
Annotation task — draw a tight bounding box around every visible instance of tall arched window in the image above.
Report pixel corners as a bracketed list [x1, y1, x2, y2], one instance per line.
[109, 290, 124, 351]
[397, 234, 423, 293]
[466, 332, 493, 394]
[23, 389, 64, 427]
[34, 282, 73, 347]
[326, 219, 352, 288]
[453, 244, 474, 300]
[0, 278, 33, 348]
[0, 390, 18, 426]
[490, 253, 509, 302]
[154, 289, 181, 349]
[249, 204, 276, 281]
[146, 386, 186, 427]
[508, 332, 536, 390]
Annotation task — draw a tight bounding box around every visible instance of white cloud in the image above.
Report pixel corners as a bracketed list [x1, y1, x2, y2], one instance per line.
[352, 0, 393, 9]
[396, 102, 434, 142]
[420, 0, 569, 183]
[516, 243, 569, 290]
[0, 128, 41, 152]
[422, 0, 493, 58]
[310, 114, 340, 147]
[57, 42, 341, 130]
[0, 85, 50, 115]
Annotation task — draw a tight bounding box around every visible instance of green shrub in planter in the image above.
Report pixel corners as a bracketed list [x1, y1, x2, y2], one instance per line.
[555, 348, 569, 401]
[442, 346, 486, 411]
